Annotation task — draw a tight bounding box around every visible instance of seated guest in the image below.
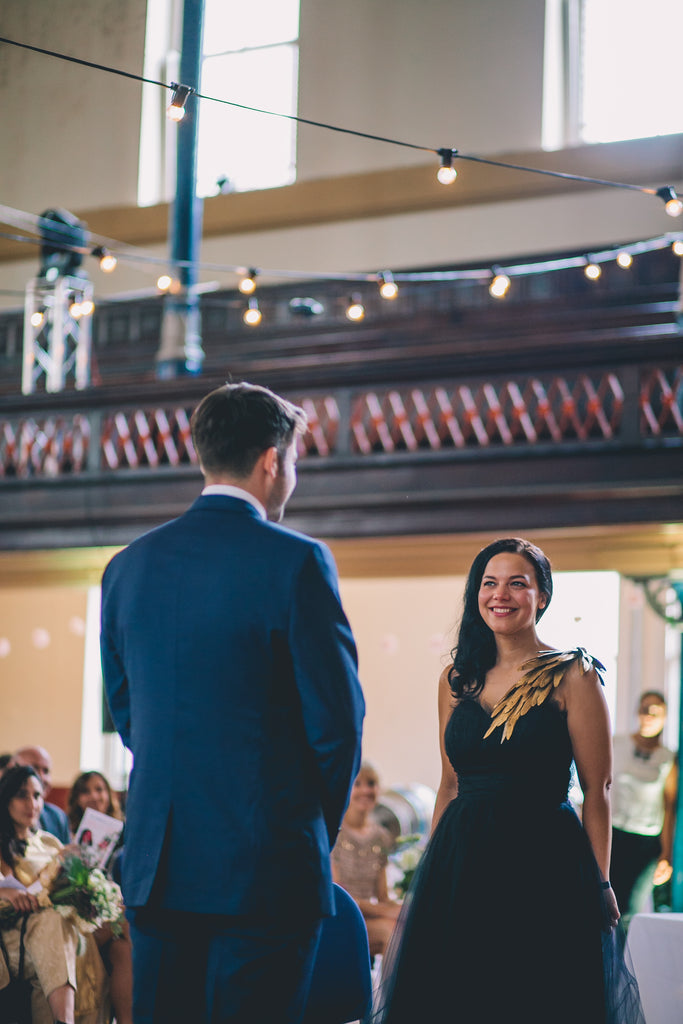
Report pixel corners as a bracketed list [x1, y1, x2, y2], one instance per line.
[67, 770, 123, 836]
[13, 746, 70, 844]
[331, 763, 400, 958]
[67, 771, 133, 1024]
[0, 764, 79, 1023]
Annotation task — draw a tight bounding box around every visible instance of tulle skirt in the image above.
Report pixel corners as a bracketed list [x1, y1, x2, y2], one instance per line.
[368, 795, 644, 1024]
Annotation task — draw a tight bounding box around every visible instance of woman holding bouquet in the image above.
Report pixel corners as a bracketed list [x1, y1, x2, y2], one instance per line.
[0, 763, 78, 1023]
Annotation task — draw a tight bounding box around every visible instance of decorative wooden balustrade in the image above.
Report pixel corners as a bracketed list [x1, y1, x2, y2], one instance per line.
[0, 360, 681, 548]
[1, 244, 681, 547]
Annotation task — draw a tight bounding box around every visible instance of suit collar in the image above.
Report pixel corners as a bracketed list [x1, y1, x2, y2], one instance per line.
[201, 484, 266, 519]
[191, 493, 265, 520]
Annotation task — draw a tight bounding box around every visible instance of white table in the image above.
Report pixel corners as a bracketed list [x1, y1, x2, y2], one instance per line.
[627, 913, 683, 1024]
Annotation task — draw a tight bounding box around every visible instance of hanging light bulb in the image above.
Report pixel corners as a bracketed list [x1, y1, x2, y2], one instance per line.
[616, 251, 633, 269]
[436, 148, 458, 185]
[489, 272, 511, 299]
[584, 259, 601, 281]
[69, 300, 83, 319]
[167, 83, 194, 122]
[30, 311, 44, 328]
[79, 298, 95, 317]
[656, 186, 683, 218]
[345, 294, 365, 321]
[92, 246, 117, 273]
[673, 239, 683, 257]
[243, 297, 262, 326]
[378, 271, 398, 300]
[238, 269, 258, 295]
[157, 274, 173, 291]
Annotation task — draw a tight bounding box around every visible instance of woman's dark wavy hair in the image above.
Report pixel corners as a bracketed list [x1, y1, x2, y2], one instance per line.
[67, 770, 122, 834]
[0, 764, 43, 869]
[449, 538, 553, 699]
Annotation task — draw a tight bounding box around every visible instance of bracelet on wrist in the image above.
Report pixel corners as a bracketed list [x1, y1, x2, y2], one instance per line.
[601, 880, 611, 890]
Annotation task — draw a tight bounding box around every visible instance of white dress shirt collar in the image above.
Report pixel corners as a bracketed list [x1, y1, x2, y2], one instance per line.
[201, 484, 266, 520]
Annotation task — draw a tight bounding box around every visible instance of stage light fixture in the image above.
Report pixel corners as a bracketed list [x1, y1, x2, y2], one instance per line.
[38, 208, 87, 280]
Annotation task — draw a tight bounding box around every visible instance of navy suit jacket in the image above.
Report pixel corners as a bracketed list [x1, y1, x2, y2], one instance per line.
[100, 495, 364, 918]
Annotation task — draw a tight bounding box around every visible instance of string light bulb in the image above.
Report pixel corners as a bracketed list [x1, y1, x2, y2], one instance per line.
[243, 297, 262, 326]
[30, 311, 44, 328]
[656, 186, 683, 218]
[157, 274, 173, 291]
[584, 259, 601, 281]
[673, 239, 683, 257]
[167, 83, 194, 122]
[69, 300, 83, 319]
[436, 148, 458, 185]
[616, 251, 633, 269]
[345, 294, 365, 321]
[92, 246, 117, 272]
[238, 269, 258, 295]
[489, 272, 511, 299]
[79, 298, 95, 317]
[378, 271, 398, 300]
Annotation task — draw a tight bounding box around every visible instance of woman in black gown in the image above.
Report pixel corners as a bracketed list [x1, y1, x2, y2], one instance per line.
[370, 538, 643, 1024]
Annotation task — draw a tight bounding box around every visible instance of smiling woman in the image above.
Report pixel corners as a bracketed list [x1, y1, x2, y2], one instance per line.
[369, 537, 645, 1024]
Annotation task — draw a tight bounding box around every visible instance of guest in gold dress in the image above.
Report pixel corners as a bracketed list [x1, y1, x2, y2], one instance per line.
[331, 764, 399, 957]
[0, 764, 78, 1023]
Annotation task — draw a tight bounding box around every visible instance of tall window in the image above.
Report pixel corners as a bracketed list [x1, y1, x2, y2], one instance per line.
[197, 0, 300, 196]
[543, 0, 683, 149]
[138, 0, 299, 206]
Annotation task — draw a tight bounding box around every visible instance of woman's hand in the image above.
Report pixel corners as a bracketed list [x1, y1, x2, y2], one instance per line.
[0, 886, 39, 914]
[603, 886, 620, 931]
[653, 858, 673, 886]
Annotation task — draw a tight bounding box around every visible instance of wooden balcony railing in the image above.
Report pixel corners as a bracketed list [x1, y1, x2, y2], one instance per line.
[1, 363, 680, 481]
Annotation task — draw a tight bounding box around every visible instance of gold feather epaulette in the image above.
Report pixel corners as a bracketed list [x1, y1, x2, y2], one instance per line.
[483, 647, 605, 743]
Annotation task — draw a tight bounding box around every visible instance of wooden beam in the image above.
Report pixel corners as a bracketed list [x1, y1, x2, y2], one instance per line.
[1, 135, 681, 263]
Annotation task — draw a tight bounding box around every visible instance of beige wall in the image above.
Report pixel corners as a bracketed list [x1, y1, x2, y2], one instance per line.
[339, 576, 465, 793]
[0, 586, 88, 788]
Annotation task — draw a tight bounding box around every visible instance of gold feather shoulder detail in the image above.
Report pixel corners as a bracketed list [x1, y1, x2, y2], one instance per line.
[483, 647, 606, 743]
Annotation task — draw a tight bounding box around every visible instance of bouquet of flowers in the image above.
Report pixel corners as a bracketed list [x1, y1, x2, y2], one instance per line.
[388, 833, 425, 899]
[37, 853, 124, 934]
[0, 852, 123, 937]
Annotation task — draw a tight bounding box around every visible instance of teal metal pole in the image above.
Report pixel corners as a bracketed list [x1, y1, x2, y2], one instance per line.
[157, 0, 206, 377]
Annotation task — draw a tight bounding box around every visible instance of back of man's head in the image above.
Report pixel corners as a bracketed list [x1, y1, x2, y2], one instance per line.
[191, 382, 307, 479]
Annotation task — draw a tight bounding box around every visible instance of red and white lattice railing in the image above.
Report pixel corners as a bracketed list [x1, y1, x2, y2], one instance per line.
[1, 367, 680, 478]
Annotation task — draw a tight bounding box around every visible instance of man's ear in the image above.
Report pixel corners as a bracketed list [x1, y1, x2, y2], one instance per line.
[261, 446, 279, 478]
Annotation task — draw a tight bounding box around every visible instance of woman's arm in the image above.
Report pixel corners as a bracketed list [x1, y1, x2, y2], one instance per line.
[563, 661, 619, 927]
[432, 667, 459, 830]
[654, 758, 678, 884]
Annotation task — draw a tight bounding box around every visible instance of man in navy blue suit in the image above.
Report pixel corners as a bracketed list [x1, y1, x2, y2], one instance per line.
[100, 382, 364, 1024]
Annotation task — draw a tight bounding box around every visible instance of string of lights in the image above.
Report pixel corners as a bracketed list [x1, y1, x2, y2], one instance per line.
[0, 34, 682, 213]
[1, 201, 681, 327]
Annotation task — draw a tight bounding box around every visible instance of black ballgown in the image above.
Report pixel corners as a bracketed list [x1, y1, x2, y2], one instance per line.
[370, 656, 644, 1024]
